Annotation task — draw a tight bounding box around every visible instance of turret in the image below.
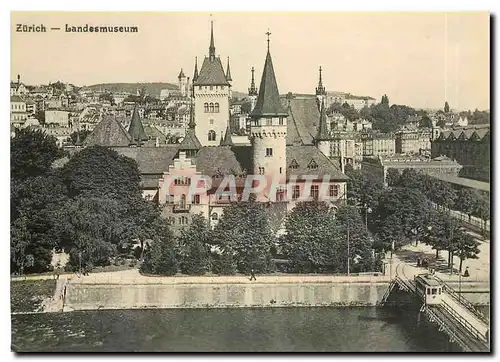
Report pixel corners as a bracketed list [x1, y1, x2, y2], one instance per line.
[315, 66, 327, 107]
[248, 67, 258, 112]
[250, 31, 288, 195]
[316, 99, 331, 157]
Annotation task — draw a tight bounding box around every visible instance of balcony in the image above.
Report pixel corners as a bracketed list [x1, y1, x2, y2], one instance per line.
[172, 204, 191, 213]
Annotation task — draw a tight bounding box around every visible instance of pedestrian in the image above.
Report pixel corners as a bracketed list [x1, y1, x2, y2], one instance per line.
[463, 266, 470, 277]
[417, 257, 421, 267]
[249, 269, 256, 281]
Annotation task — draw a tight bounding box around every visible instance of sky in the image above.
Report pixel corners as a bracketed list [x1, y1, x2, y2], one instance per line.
[11, 11, 490, 111]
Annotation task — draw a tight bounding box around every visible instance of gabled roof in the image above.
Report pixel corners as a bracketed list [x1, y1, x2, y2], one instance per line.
[286, 145, 348, 180]
[128, 105, 149, 142]
[193, 57, 230, 86]
[10, 95, 24, 102]
[112, 146, 179, 174]
[286, 102, 315, 146]
[179, 128, 202, 150]
[84, 116, 131, 147]
[193, 146, 242, 177]
[250, 51, 288, 117]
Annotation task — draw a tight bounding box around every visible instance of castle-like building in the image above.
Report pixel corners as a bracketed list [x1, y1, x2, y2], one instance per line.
[72, 22, 349, 233]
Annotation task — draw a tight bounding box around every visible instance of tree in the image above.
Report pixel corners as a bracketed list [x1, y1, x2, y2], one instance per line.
[428, 179, 457, 210]
[53, 197, 124, 270]
[452, 230, 480, 273]
[444, 101, 450, 113]
[281, 201, 339, 273]
[345, 168, 384, 212]
[419, 114, 433, 128]
[334, 205, 375, 273]
[210, 201, 274, 274]
[422, 210, 460, 261]
[140, 238, 178, 276]
[240, 101, 252, 114]
[177, 215, 211, 275]
[69, 130, 92, 145]
[456, 188, 477, 221]
[59, 146, 142, 199]
[11, 128, 65, 182]
[11, 175, 69, 273]
[385, 168, 401, 187]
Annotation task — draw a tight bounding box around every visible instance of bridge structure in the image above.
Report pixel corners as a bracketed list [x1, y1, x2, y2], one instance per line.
[381, 264, 490, 352]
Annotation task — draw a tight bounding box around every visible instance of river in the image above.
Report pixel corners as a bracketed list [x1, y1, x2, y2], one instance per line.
[11, 306, 468, 352]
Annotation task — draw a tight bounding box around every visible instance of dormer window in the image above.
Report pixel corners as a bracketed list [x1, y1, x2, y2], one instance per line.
[289, 159, 299, 169]
[308, 160, 318, 170]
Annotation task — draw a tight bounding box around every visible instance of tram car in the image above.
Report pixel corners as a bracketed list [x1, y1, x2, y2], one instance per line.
[414, 274, 444, 305]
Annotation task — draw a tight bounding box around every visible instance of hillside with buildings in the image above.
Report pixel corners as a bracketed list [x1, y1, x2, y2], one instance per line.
[85, 82, 178, 98]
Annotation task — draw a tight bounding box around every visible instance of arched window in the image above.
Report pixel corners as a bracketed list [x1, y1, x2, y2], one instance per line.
[204, 103, 209, 113]
[208, 130, 216, 141]
[209, 103, 214, 113]
[180, 194, 186, 208]
[215, 103, 219, 113]
[211, 212, 219, 221]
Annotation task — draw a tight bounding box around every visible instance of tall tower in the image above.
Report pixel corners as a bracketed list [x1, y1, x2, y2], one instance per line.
[192, 21, 231, 147]
[250, 31, 288, 197]
[248, 67, 258, 112]
[315, 66, 327, 107]
[316, 99, 331, 157]
[178, 69, 187, 97]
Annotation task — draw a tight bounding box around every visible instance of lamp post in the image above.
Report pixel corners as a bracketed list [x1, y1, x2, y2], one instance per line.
[347, 224, 350, 276]
[78, 251, 82, 277]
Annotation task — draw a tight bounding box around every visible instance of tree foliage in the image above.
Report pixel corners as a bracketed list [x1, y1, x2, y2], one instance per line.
[59, 146, 142, 199]
[11, 128, 65, 182]
[177, 214, 211, 275]
[210, 201, 274, 274]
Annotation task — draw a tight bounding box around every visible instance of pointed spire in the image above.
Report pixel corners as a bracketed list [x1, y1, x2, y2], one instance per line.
[316, 99, 329, 141]
[248, 67, 258, 96]
[178, 68, 186, 79]
[128, 104, 149, 143]
[250, 32, 287, 117]
[209, 20, 216, 61]
[220, 125, 234, 146]
[316, 66, 326, 96]
[188, 98, 195, 129]
[193, 57, 199, 82]
[226, 57, 232, 81]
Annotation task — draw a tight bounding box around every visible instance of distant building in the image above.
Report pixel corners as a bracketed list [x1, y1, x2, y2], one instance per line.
[10, 95, 28, 126]
[395, 123, 432, 154]
[343, 94, 377, 110]
[362, 154, 463, 186]
[10, 75, 29, 96]
[431, 125, 490, 182]
[45, 110, 70, 127]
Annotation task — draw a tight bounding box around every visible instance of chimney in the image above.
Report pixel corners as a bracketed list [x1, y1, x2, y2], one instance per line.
[17, 74, 20, 85]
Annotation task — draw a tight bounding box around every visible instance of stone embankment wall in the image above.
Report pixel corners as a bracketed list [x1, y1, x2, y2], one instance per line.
[63, 282, 392, 311]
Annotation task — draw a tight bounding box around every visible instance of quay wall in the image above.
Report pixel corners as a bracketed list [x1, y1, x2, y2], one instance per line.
[64, 282, 392, 311]
[62, 280, 490, 312]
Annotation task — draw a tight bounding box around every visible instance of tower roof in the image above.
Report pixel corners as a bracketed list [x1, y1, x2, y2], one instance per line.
[193, 57, 199, 82]
[226, 57, 232, 81]
[250, 47, 287, 117]
[248, 67, 258, 96]
[315, 66, 326, 96]
[220, 125, 234, 146]
[128, 104, 149, 142]
[193, 57, 230, 86]
[178, 68, 186, 79]
[316, 99, 330, 141]
[209, 21, 215, 61]
[179, 128, 202, 150]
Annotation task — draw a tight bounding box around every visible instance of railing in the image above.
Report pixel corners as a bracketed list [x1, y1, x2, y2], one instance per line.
[426, 306, 472, 352]
[430, 202, 489, 232]
[439, 299, 488, 346]
[172, 204, 191, 212]
[434, 276, 489, 324]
